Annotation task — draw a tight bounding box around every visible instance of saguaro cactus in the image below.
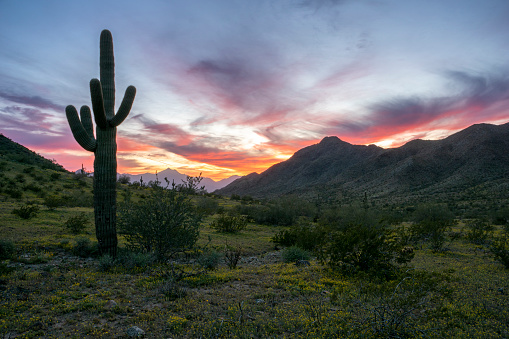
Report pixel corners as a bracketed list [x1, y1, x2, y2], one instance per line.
[66, 30, 136, 257]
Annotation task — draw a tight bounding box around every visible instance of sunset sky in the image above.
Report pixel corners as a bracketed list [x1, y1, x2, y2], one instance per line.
[1, 0, 509, 180]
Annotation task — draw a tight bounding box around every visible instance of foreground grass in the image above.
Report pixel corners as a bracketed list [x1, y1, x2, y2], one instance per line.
[1, 201, 508, 338]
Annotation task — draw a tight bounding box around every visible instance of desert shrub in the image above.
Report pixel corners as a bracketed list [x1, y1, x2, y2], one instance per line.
[176, 174, 205, 195]
[317, 207, 413, 277]
[224, 244, 243, 269]
[355, 270, 452, 337]
[5, 188, 23, 199]
[195, 196, 221, 216]
[197, 249, 222, 270]
[98, 254, 116, 272]
[117, 174, 131, 184]
[23, 166, 35, 174]
[240, 195, 254, 204]
[43, 194, 64, 210]
[61, 190, 93, 207]
[12, 203, 39, 219]
[234, 196, 316, 226]
[63, 212, 90, 234]
[210, 213, 248, 233]
[0, 239, 16, 260]
[272, 217, 326, 251]
[73, 237, 98, 257]
[490, 236, 509, 269]
[465, 219, 493, 245]
[50, 172, 61, 180]
[23, 182, 41, 192]
[118, 184, 201, 261]
[117, 251, 156, 271]
[492, 207, 509, 227]
[281, 245, 311, 263]
[411, 203, 455, 251]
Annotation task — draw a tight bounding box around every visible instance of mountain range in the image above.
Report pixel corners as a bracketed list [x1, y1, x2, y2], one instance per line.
[216, 122, 509, 204]
[121, 168, 240, 192]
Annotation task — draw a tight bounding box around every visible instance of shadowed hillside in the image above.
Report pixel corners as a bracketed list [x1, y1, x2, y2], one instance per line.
[0, 134, 67, 172]
[216, 122, 509, 203]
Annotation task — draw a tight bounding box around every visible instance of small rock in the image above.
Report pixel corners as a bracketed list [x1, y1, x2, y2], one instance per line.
[295, 260, 311, 267]
[255, 299, 265, 304]
[126, 326, 145, 337]
[498, 288, 505, 295]
[105, 300, 118, 309]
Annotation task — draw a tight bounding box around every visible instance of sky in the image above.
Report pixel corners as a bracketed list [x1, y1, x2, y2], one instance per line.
[1, 0, 509, 180]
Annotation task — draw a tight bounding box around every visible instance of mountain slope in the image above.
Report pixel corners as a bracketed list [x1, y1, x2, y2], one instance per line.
[216, 122, 509, 202]
[0, 134, 67, 172]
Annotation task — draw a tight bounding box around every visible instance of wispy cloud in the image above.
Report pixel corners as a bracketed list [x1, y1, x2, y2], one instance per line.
[0, 92, 65, 112]
[321, 68, 509, 145]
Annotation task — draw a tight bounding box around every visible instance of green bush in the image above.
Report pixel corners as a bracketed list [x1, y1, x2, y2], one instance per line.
[490, 236, 509, 269]
[50, 172, 61, 180]
[465, 219, 493, 245]
[12, 203, 39, 219]
[281, 246, 311, 263]
[98, 254, 116, 272]
[117, 251, 156, 270]
[117, 174, 131, 184]
[118, 184, 201, 261]
[224, 244, 243, 269]
[5, 188, 23, 199]
[0, 239, 16, 260]
[272, 217, 326, 251]
[317, 207, 413, 277]
[72, 237, 98, 257]
[63, 212, 90, 234]
[234, 196, 316, 226]
[195, 196, 221, 216]
[210, 213, 248, 233]
[61, 190, 93, 208]
[356, 270, 452, 337]
[197, 250, 222, 270]
[43, 194, 64, 210]
[411, 204, 455, 251]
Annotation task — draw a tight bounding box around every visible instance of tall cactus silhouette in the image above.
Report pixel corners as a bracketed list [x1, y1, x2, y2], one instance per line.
[66, 30, 136, 257]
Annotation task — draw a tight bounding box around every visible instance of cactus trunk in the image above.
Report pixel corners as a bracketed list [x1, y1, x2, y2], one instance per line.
[94, 126, 118, 256]
[65, 30, 136, 257]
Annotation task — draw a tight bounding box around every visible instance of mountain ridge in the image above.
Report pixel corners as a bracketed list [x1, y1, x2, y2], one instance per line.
[216, 122, 509, 203]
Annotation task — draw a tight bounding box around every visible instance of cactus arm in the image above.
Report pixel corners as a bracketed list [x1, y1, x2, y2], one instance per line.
[110, 85, 136, 127]
[80, 106, 95, 140]
[100, 29, 115, 118]
[65, 105, 97, 152]
[90, 78, 108, 129]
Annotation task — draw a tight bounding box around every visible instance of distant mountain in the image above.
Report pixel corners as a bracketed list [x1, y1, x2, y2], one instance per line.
[216, 122, 509, 203]
[0, 134, 67, 172]
[122, 168, 240, 192]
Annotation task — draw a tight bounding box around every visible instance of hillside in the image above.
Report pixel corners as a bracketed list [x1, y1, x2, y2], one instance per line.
[216, 122, 509, 203]
[0, 134, 67, 172]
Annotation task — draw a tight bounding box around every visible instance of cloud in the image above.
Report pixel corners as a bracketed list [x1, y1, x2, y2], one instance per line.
[320, 68, 509, 145]
[129, 114, 196, 146]
[296, 0, 348, 9]
[446, 70, 509, 107]
[0, 92, 65, 112]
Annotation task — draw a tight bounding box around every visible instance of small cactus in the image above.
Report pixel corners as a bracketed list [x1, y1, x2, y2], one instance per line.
[66, 30, 136, 257]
